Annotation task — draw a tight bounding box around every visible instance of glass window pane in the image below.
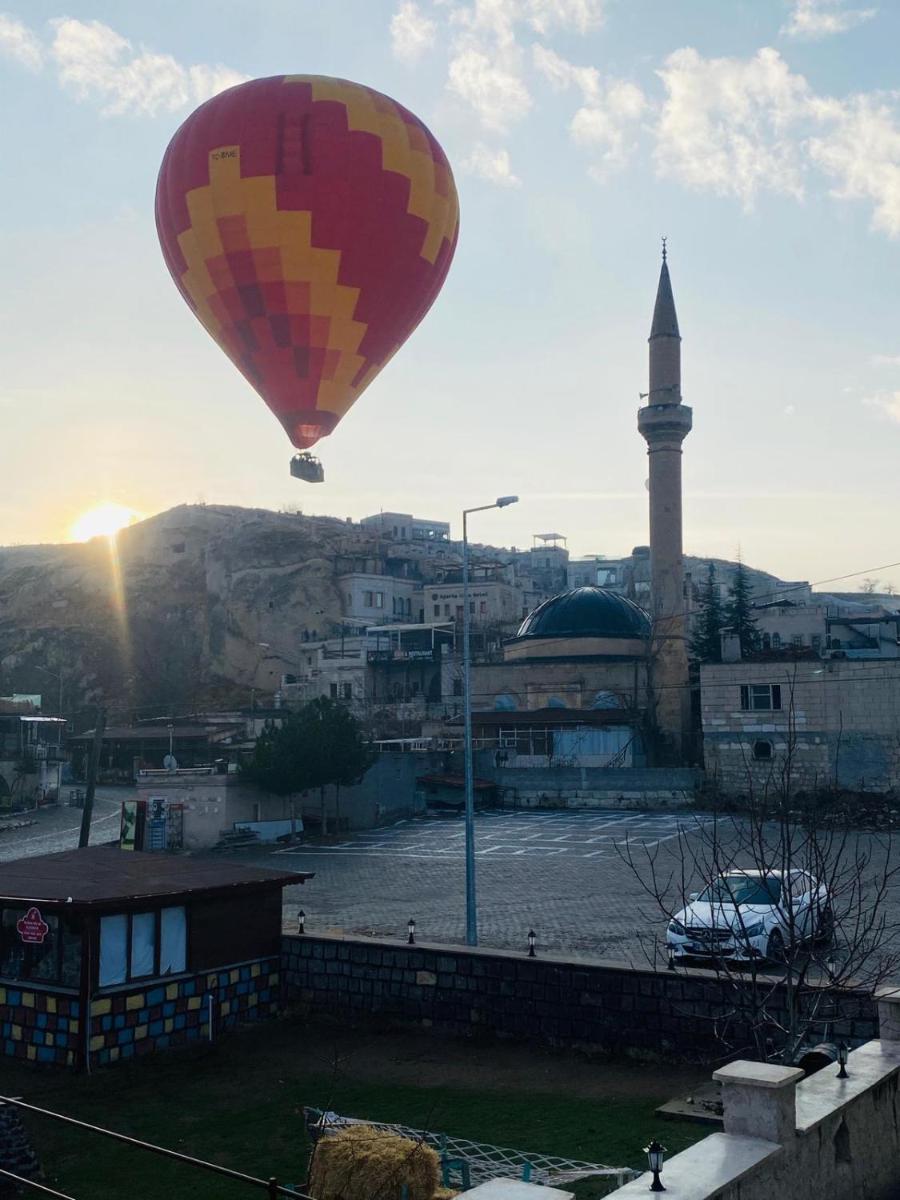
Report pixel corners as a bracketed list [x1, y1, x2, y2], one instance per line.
[99, 914, 128, 987]
[0, 909, 27, 981]
[28, 914, 60, 983]
[130, 912, 155, 979]
[60, 914, 81, 988]
[160, 907, 186, 975]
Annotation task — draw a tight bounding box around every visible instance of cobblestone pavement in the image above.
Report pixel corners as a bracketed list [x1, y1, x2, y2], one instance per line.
[0, 791, 122, 862]
[257, 810, 716, 964]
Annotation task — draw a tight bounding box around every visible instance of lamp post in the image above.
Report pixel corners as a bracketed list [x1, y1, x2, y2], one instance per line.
[643, 1140, 667, 1192]
[462, 495, 518, 947]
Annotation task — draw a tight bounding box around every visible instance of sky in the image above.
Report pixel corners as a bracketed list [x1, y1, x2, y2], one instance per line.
[1, 0, 899, 585]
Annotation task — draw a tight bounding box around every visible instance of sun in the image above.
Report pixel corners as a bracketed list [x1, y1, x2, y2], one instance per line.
[70, 503, 142, 542]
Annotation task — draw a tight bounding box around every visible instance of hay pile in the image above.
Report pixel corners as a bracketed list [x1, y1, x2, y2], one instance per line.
[309, 1124, 442, 1200]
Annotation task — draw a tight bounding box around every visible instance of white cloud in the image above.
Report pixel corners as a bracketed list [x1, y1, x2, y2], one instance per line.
[391, 1, 437, 63]
[0, 13, 43, 69]
[533, 45, 645, 171]
[871, 354, 900, 366]
[462, 141, 521, 185]
[447, 45, 532, 131]
[808, 94, 900, 236]
[49, 19, 247, 115]
[526, 0, 606, 35]
[655, 47, 811, 206]
[781, 0, 876, 39]
[863, 391, 900, 422]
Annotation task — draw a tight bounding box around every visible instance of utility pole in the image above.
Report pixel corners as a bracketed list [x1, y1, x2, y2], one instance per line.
[79, 707, 107, 849]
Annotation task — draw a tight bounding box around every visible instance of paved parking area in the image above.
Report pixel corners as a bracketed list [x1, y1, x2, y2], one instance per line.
[258, 809, 710, 963]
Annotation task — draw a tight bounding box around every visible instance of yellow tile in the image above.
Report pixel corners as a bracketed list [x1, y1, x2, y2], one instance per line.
[187, 996, 201, 1011]
[164, 1018, 174, 1034]
[0, 987, 6, 1004]
[109, 1046, 120, 1063]
[90, 1035, 105, 1052]
[21, 992, 34, 1009]
[219, 1001, 231, 1017]
[229, 969, 239, 984]
[126, 993, 145, 1011]
[45, 997, 57, 1015]
[45, 1033, 54, 1047]
[250, 963, 261, 978]
[26, 1045, 36, 1061]
[268, 973, 280, 986]
[134, 1026, 148, 1041]
[66, 1051, 74, 1066]
[247, 993, 258, 1008]
[91, 998, 111, 1017]
[165, 983, 178, 1001]
[206, 974, 217, 990]
[69, 1019, 79, 1035]
[11, 1025, 21, 1042]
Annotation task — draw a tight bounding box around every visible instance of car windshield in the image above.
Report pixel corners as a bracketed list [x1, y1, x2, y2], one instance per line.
[697, 875, 781, 906]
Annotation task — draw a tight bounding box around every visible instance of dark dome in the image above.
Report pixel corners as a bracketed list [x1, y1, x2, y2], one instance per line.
[514, 587, 651, 641]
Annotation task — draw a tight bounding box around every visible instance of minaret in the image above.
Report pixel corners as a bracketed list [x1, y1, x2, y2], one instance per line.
[638, 242, 692, 761]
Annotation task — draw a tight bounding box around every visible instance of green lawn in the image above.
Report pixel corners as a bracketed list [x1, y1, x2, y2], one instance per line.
[3, 1017, 709, 1199]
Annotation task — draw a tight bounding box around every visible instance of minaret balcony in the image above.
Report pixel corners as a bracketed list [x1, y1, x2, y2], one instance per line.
[638, 402, 693, 447]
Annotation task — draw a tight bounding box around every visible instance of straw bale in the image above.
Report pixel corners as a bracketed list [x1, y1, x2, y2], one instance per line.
[309, 1123, 441, 1200]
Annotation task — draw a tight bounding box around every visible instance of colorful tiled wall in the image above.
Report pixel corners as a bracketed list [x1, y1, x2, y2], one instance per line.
[0, 985, 79, 1067]
[89, 958, 281, 1066]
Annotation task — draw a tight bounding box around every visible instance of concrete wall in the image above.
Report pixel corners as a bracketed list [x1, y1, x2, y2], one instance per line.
[136, 773, 265, 849]
[281, 933, 876, 1059]
[608, 992, 900, 1200]
[471, 658, 648, 712]
[701, 659, 900, 795]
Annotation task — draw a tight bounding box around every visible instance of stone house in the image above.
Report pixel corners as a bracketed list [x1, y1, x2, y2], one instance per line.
[700, 657, 900, 795]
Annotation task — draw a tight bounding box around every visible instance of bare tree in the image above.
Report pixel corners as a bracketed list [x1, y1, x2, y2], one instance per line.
[619, 680, 900, 1062]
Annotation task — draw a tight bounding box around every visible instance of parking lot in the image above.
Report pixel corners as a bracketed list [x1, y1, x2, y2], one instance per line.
[253, 809, 711, 963]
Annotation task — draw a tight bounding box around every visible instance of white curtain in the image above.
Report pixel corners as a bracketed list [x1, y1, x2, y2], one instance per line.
[130, 912, 155, 979]
[160, 906, 186, 975]
[99, 914, 127, 987]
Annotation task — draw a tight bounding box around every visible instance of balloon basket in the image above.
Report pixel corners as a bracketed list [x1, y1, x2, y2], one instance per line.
[290, 453, 325, 483]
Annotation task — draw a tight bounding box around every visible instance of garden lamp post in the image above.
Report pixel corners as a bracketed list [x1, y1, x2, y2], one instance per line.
[462, 495, 518, 947]
[644, 1140, 667, 1192]
[838, 1042, 849, 1078]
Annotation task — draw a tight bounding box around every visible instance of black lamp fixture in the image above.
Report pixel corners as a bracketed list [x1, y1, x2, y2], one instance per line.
[298, 910, 305, 935]
[644, 1140, 667, 1192]
[667, 947, 676, 971]
[528, 929, 536, 958]
[408, 917, 416, 945]
[837, 1041, 849, 1079]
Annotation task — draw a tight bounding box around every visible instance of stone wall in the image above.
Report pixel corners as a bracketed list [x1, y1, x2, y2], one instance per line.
[608, 991, 900, 1200]
[490, 766, 702, 810]
[88, 955, 280, 1066]
[281, 934, 876, 1059]
[701, 659, 900, 795]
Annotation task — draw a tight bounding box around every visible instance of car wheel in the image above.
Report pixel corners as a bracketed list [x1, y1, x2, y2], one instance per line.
[766, 929, 786, 962]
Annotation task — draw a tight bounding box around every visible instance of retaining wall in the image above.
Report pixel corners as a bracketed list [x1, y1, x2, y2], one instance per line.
[281, 933, 876, 1059]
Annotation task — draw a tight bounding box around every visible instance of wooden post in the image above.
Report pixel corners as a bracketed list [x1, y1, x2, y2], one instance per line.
[78, 708, 107, 849]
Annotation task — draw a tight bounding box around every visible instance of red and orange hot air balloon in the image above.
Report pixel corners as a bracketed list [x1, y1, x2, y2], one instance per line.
[155, 75, 459, 481]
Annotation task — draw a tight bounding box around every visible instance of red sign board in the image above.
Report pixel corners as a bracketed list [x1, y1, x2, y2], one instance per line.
[17, 906, 49, 945]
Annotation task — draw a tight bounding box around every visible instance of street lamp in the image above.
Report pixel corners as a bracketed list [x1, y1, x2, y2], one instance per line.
[462, 495, 519, 947]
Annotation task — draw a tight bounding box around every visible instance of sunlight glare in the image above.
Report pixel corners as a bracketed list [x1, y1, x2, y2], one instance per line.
[70, 503, 141, 542]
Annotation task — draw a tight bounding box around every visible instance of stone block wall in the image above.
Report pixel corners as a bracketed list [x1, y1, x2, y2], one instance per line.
[0, 984, 79, 1066]
[88, 956, 280, 1066]
[281, 934, 876, 1059]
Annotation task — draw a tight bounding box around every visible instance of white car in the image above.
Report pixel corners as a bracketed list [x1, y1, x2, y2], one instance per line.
[666, 868, 833, 963]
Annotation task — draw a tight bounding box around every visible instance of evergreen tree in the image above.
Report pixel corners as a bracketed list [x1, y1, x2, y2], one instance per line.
[725, 558, 761, 658]
[243, 697, 375, 834]
[691, 562, 724, 662]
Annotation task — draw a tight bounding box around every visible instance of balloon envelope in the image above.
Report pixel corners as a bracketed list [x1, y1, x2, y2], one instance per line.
[155, 75, 459, 450]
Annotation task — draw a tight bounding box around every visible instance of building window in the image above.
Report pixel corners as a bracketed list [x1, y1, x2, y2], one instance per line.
[0, 907, 81, 988]
[812, 635, 822, 652]
[444, 604, 450, 618]
[453, 679, 463, 697]
[343, 682, 352, 701]
[740, 684, 782, 712]
[791, 635, 803, 647]
[99, 906, 186, 988]
[375, 592, 384, 609]
[469, 601, 475, 615]
[479, 601, 487, 615]
[762, 633, 771, 650]
[364, 591, 373, 607]
[772, 633, 782, 648]
[753, 740, 774, 761]
[329, 683, 338, 699]
[433, 605, 440, 618]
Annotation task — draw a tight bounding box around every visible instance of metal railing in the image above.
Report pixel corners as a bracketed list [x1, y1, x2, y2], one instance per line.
[0, 1096, 311, 1199]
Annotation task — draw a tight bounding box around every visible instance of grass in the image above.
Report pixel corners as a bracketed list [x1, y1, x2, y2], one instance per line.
[2, 1016, 709, 1199]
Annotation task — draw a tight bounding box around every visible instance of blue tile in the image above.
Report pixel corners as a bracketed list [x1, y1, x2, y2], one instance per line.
[7, 991, 20, 1007]
[114, 1015, 125, 1029]
[149, 1020, 163, 1037]
[163, 1002, 176, 1017]
[117, 1028, 134, 1045]
[120, 1043, 135, 1059]
[36, 1013, 47, 1029]
[182, 980, 195, 997]
[147, 987, 165, 1006]
[174, 1014, 186, 1030]
[101, 1016, 112, 1032]
[37, 1046, 55, 1063]
[71, 1001, 80, 1017]
[58, 1018, 68, 1033]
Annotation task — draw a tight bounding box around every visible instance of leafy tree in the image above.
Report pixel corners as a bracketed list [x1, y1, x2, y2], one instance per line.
[243, 697, 374, 834]
[724, 559, 760, 658]
[691, 562, 724, 663]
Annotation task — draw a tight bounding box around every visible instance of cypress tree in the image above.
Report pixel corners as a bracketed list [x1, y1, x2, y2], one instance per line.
[692, 561, 724, 662]
[725, 558, 761, 658]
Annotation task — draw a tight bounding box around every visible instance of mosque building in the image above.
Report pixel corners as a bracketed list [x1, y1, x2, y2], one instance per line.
[468, 248, 693, 766]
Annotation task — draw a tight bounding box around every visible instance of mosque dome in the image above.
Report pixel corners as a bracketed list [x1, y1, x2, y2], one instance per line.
[514, 588, 651, 642]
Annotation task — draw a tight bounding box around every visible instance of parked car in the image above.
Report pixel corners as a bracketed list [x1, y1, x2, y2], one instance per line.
[666, 868, 833, 963]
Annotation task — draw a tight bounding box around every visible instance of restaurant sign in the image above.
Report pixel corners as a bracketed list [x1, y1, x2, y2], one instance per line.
[17, 906, 49, 944]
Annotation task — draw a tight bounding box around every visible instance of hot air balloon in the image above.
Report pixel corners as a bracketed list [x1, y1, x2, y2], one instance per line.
[155, 75, 460, 482]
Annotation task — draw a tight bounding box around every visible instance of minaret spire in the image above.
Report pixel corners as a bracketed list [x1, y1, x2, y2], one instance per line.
[637, 243, 693, 763]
